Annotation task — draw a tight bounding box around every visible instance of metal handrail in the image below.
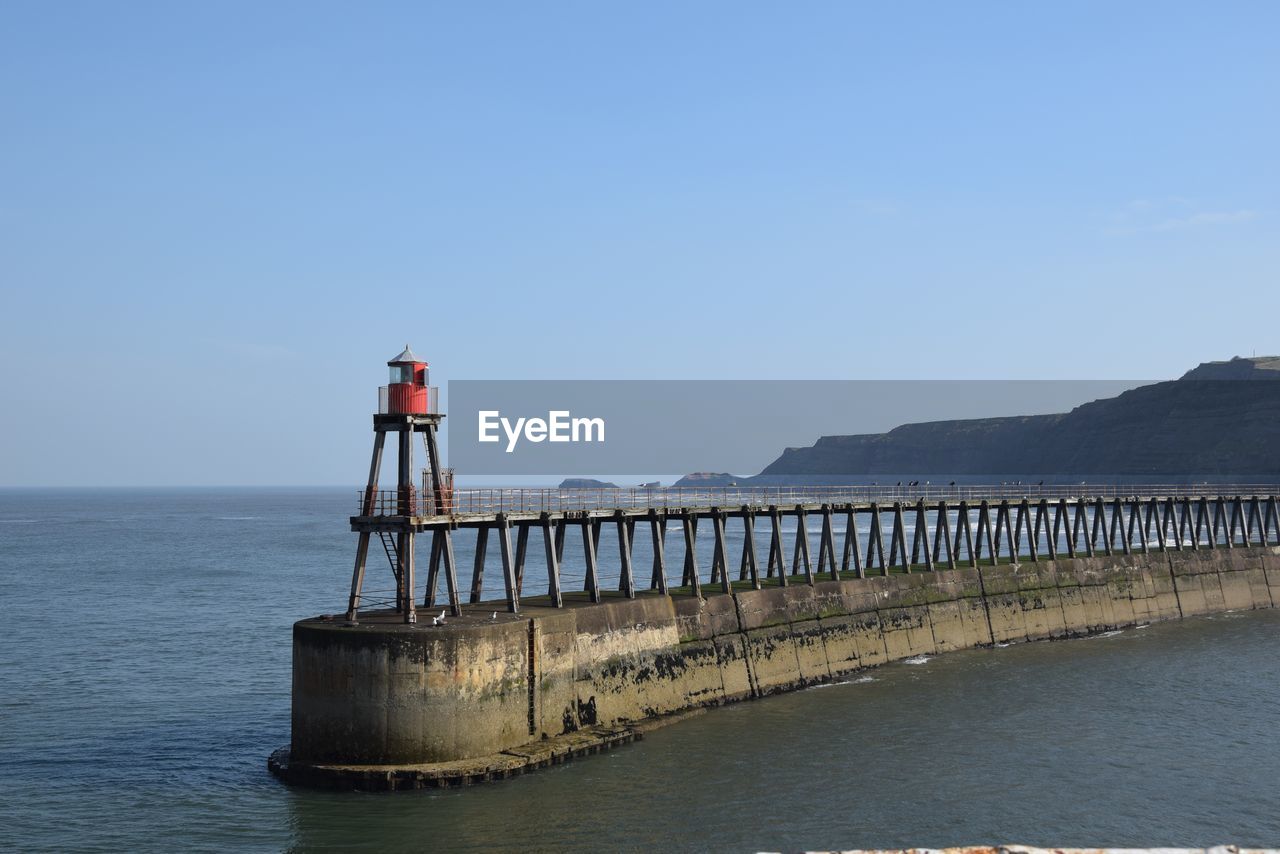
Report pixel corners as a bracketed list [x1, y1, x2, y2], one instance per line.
[355, 483, 1280, 518]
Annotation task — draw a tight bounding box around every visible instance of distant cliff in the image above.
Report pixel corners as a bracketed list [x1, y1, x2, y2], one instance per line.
[757, 356, 1280, 479]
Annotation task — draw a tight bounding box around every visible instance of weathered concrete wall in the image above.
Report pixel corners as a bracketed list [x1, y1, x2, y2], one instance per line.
[289, 546, 1279, 767]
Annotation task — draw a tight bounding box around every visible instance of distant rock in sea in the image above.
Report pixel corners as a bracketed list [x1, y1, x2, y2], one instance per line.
[673, 472, 743, 487]
[558, 478, 619, 489]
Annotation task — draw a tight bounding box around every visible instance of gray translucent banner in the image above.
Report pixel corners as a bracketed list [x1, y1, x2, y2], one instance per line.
[445, 379, 1165, 477]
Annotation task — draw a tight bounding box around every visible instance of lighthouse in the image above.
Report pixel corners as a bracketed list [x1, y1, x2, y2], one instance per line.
[383, 344, 431, 415]
[346, 346, 461, 624]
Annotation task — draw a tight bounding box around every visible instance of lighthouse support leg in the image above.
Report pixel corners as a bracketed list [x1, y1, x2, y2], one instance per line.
[346, 533, 372, 622]
[346, 427, 387, 623]
[401, 531, 416, 624]
[497, 514, 519, 613]
[440, 528, 462, 617]
[424, 529, 443, 606]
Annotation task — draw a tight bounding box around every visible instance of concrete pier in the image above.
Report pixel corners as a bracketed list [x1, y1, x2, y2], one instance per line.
[271, 543, 1280, 790]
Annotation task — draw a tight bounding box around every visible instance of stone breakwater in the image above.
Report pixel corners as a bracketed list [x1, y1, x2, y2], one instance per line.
[272, 546, 1279, 790]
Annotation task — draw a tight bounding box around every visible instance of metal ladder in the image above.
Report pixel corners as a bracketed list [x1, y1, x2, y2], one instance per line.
[377, 530, 401, 587]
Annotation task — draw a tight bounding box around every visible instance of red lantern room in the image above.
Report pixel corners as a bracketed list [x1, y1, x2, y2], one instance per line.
[383, 344, 431, 414]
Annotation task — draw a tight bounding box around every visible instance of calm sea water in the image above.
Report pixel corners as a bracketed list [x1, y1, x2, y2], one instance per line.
[2, 488, 1278, 852]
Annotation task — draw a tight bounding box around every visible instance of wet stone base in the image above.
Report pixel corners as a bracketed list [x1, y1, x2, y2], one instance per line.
[280, 547, 1279, 791]
[269, 724, 640, 791]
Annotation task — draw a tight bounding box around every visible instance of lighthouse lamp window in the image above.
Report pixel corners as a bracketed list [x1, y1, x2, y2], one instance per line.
[390, 365, 413, 384]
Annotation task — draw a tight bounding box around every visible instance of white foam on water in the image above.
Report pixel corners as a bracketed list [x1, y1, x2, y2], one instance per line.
[1137, 623, 1151, 629]
[995, 642, 1012, 648]
[903, 655, 931, 665]
[806, 673, 878, 690]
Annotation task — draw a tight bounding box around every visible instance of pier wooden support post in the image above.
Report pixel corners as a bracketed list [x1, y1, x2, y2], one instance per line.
[978, 501, 996, 565]
[792, 506, 814, 584]
[818, 504, 839, 580]
[1054, 498, 1069, 558]
[582, 519, 602, 603]
[957, 501, 976, 567]
[993, 500, 1012, 563]
[891, 502, 909, 573]
[1077, 499, 1095, 558]
[1018, 499, 1036, 561]
[1213, 496, 1223, 550]
[1179, 497, 1194, 549]
[1193, 497, 1208, 550]
[1069, 499, 1087, 557]
[991, 502, 1005, 561]
[1265, 497, 1279, 546]
[1092, 497, 1110, 556]
[867, 503, 887, 576]
[1212, 498, 1226, 548]
[554, 520, 567, 563]
[842, 505, 865, 578]
[1149, 497, 1162, 550]
[1133, 499, 1149, 553]
[709, 510, 726, 587]
[470, 524, 489, 604]
[713, 511, 731, 593]
[741, 508, 761, 589]
[682, 515, 700, 587]
[682, 513, 702, 598]
[769, 507, 787, 586]
[1112, 498, 1129, 555]
[938, 501, 956, 569]
[1150, 499, 1167, 551]
[649, 510, 669, 594]
[616, 511, 636, 598]
[514, 523, 530, 596]
[911, 499, 934, 572]
[497, 513, 519, 613]
[540, 514, 563, 607]
[1246, 497, 1263, 545]
[1037, 499, 1055, 560]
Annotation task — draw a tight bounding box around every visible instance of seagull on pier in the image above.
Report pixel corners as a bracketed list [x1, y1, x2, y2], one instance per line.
[432, 609, 446, 626]
[491, 611, 498, 620]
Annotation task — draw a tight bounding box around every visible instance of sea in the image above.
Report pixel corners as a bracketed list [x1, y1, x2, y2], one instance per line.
[2, 488, 1278, 852]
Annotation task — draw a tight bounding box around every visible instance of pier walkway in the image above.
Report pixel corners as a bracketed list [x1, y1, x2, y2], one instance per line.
[345, 484, 1280, 623]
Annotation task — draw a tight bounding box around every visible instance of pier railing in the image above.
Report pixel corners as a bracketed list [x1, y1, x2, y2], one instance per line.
[356, 483, 1280, 518]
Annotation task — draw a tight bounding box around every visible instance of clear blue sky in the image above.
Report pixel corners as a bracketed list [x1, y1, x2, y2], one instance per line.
[1, 1, 1276, 485]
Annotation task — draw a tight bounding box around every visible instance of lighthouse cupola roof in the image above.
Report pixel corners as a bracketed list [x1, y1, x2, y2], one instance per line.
[388, 344, 426, 366]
